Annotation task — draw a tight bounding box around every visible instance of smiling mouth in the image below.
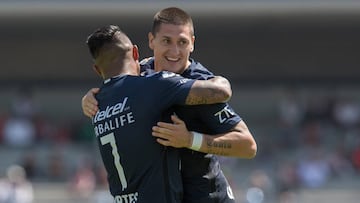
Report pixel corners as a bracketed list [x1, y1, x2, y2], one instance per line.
[165, 57, 180, 62]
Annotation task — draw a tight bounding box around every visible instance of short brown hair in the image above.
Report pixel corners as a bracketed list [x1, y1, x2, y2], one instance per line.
[152, 7, 194, 36]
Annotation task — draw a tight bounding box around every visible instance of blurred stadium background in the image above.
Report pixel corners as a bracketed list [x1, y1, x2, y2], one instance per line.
[1, 0, 360, 202]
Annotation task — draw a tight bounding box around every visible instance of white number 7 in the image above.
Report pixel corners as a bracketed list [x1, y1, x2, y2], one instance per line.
[100, 132, 127, 191]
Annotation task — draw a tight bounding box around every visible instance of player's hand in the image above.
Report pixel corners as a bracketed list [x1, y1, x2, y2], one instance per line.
[152, 115, 192, 148]
[81, 88, 100, 118]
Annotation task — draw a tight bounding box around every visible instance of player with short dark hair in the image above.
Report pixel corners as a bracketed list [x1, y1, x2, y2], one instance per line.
[86, 24, 233, 203]
[83, 7, 257, 203]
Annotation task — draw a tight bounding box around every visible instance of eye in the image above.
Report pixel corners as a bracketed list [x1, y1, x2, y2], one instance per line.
[162, 38, 170, 44]
[179, 40, 188, 46]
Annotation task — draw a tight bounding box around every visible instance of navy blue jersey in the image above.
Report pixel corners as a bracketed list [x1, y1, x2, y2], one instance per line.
[92, 71, 195, 203]
[141, 58, 242, 203]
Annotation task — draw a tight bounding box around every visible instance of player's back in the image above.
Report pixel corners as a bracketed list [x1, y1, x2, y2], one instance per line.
[92, 72, 194, 203]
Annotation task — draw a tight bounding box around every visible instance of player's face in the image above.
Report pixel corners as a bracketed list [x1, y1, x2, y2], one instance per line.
[148, 23, 195, 74]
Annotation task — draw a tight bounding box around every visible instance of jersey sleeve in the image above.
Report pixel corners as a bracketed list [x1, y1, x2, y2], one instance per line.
[196, 103, 242, 134]
[153, 71, 196, 106]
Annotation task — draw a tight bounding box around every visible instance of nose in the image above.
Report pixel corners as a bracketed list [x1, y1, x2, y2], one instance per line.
[169, 43, 180, 55]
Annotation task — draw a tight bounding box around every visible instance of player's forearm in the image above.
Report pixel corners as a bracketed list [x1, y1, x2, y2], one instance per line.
[188, 122, 257, 158]
[201, 132, 256, 158]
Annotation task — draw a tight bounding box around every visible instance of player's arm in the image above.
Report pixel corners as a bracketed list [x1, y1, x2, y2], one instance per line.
[185, 76, 232, 105]
[152, 115, 257, 158]
[81, 75, 232, 117]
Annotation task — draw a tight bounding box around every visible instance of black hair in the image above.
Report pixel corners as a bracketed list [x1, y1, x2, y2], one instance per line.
[86, 25, 121, 59]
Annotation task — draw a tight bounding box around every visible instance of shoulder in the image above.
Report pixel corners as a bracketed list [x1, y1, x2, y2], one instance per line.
[147, 71, 182, 80]
[183, 59, 214, 80]
[140, 57, 154, 74]
[145, 71, 194, 89]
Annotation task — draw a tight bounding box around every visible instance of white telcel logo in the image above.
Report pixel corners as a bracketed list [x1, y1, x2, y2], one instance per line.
[214, 105, 235, 123]
[93, 97, 128, 123]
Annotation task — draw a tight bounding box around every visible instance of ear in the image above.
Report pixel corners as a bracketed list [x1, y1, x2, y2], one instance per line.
[148, 32, 154, 50]
[93, 64, 102, 77]
[190, 35, 195, 53]
[132, 45, 139, 61]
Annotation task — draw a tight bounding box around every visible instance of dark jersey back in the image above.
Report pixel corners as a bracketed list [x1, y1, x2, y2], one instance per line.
[92, 72, 194, 203]
[141, 58, 241, 203]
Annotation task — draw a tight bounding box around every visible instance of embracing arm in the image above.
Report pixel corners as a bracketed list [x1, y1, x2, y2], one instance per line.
[200, 121, 257, 158]
[186, 76, 232, 105]
[152, 115, 257, 158]
[81, 76, 231, 117]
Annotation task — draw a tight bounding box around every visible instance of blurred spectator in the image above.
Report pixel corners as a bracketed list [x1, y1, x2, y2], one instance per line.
[45, 151, 67, 182]
[1, 88, 38, 147]
[245, 169, 273, 203]
[276, 161, 299, 193]
[328, 144, 354, 178]
[275, 161, 300, 203]
[35, 119, 73, 145]
[351, 144, 360, 172]
[278, 190, 299, 203]
[246, 187, 264, 203]
[69, 157, 96, 200]
[2, 115, 36, 147]
[297, 149, 331, 188]
[53, 121, 73, 144]
[302, 95, 334, 125]
[92, 165, 113, 203]
[276, 90, 303, 150]
[0, 114, 8, 143]
[10, 87, 38, 119]
[332, 97, 360, 130]
[0, 165, 33, 203]
[32, 116, 55, 144]
[278, 90, 303, 128]
[300, 121, 323, 148]
[20, 151, 41, 181]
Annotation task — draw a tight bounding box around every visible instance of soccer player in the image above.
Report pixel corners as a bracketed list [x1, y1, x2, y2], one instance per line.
[86, 24, 233, 203]
[83, 7, 257, 203]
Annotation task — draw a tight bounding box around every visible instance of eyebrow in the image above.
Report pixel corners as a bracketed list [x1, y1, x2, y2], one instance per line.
[161, 35, 189, 41]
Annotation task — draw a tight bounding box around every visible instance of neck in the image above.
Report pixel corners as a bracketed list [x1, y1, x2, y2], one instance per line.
[103, 69, 138, 80]
[101, 60, 139, 80]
